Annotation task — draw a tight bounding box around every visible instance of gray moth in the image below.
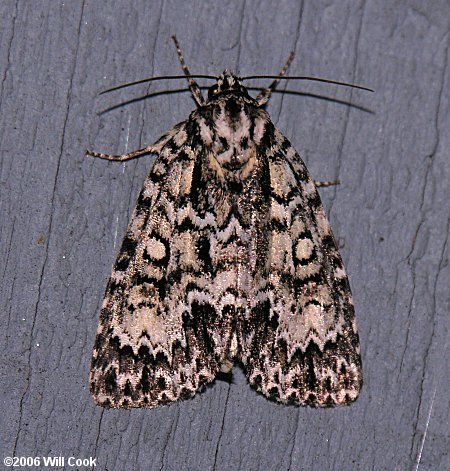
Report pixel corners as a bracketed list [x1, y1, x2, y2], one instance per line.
[88, 36, 363, 408]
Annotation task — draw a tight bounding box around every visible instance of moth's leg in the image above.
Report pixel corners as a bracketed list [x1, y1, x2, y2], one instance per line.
[314, 180, 340, 188]
[171, 35, 205, 107]
[256, 51, 295, 106]
[86, 145, 157, 161]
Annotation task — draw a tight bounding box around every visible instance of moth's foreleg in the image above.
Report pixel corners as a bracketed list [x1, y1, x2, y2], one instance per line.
[86, 145, 157, 161]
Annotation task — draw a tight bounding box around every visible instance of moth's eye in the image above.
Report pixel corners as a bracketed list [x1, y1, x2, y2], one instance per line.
[208, 85, 220, 100]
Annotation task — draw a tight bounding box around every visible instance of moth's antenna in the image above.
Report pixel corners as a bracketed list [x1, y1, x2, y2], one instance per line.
[98, 41, 373, 103]
[247, 74, 374, 94]
[99, 74, 216, 95]
[171, 35, 206, 107]
[256, 51, 295, 106]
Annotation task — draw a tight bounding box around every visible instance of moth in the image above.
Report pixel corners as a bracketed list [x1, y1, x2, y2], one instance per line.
[88, 36, 367, 408]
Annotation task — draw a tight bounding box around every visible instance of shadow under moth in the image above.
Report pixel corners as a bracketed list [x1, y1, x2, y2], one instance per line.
[88, 36, 367, 408]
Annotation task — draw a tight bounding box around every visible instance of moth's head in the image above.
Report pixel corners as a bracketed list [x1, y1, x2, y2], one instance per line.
[207, 70, 249, 101]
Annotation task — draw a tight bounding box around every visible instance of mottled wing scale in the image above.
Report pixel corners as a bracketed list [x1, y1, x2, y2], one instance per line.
[89, 38, 362, 408]
[239, 124, 361, 405]
[90, 124, 228, 407]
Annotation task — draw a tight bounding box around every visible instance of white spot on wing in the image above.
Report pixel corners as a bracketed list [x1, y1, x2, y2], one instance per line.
[146, 238, 166, 260]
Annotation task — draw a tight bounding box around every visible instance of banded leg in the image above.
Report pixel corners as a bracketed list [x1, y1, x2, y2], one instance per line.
[314, 180, 341, 188]
[256, 51, 295, 106]
[171, 35, 205, 107]
[86, 144, 158, 161]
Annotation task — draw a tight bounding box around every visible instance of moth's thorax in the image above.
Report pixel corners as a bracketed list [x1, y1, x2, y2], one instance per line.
[198, 92, 265, 181]
[212, 97, 255, 175]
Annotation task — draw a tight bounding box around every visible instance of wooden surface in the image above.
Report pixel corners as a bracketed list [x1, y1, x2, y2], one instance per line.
[1, 1, 449, 470]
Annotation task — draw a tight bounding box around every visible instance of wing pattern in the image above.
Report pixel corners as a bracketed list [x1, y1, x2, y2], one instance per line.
[90, 73, 362, 408]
